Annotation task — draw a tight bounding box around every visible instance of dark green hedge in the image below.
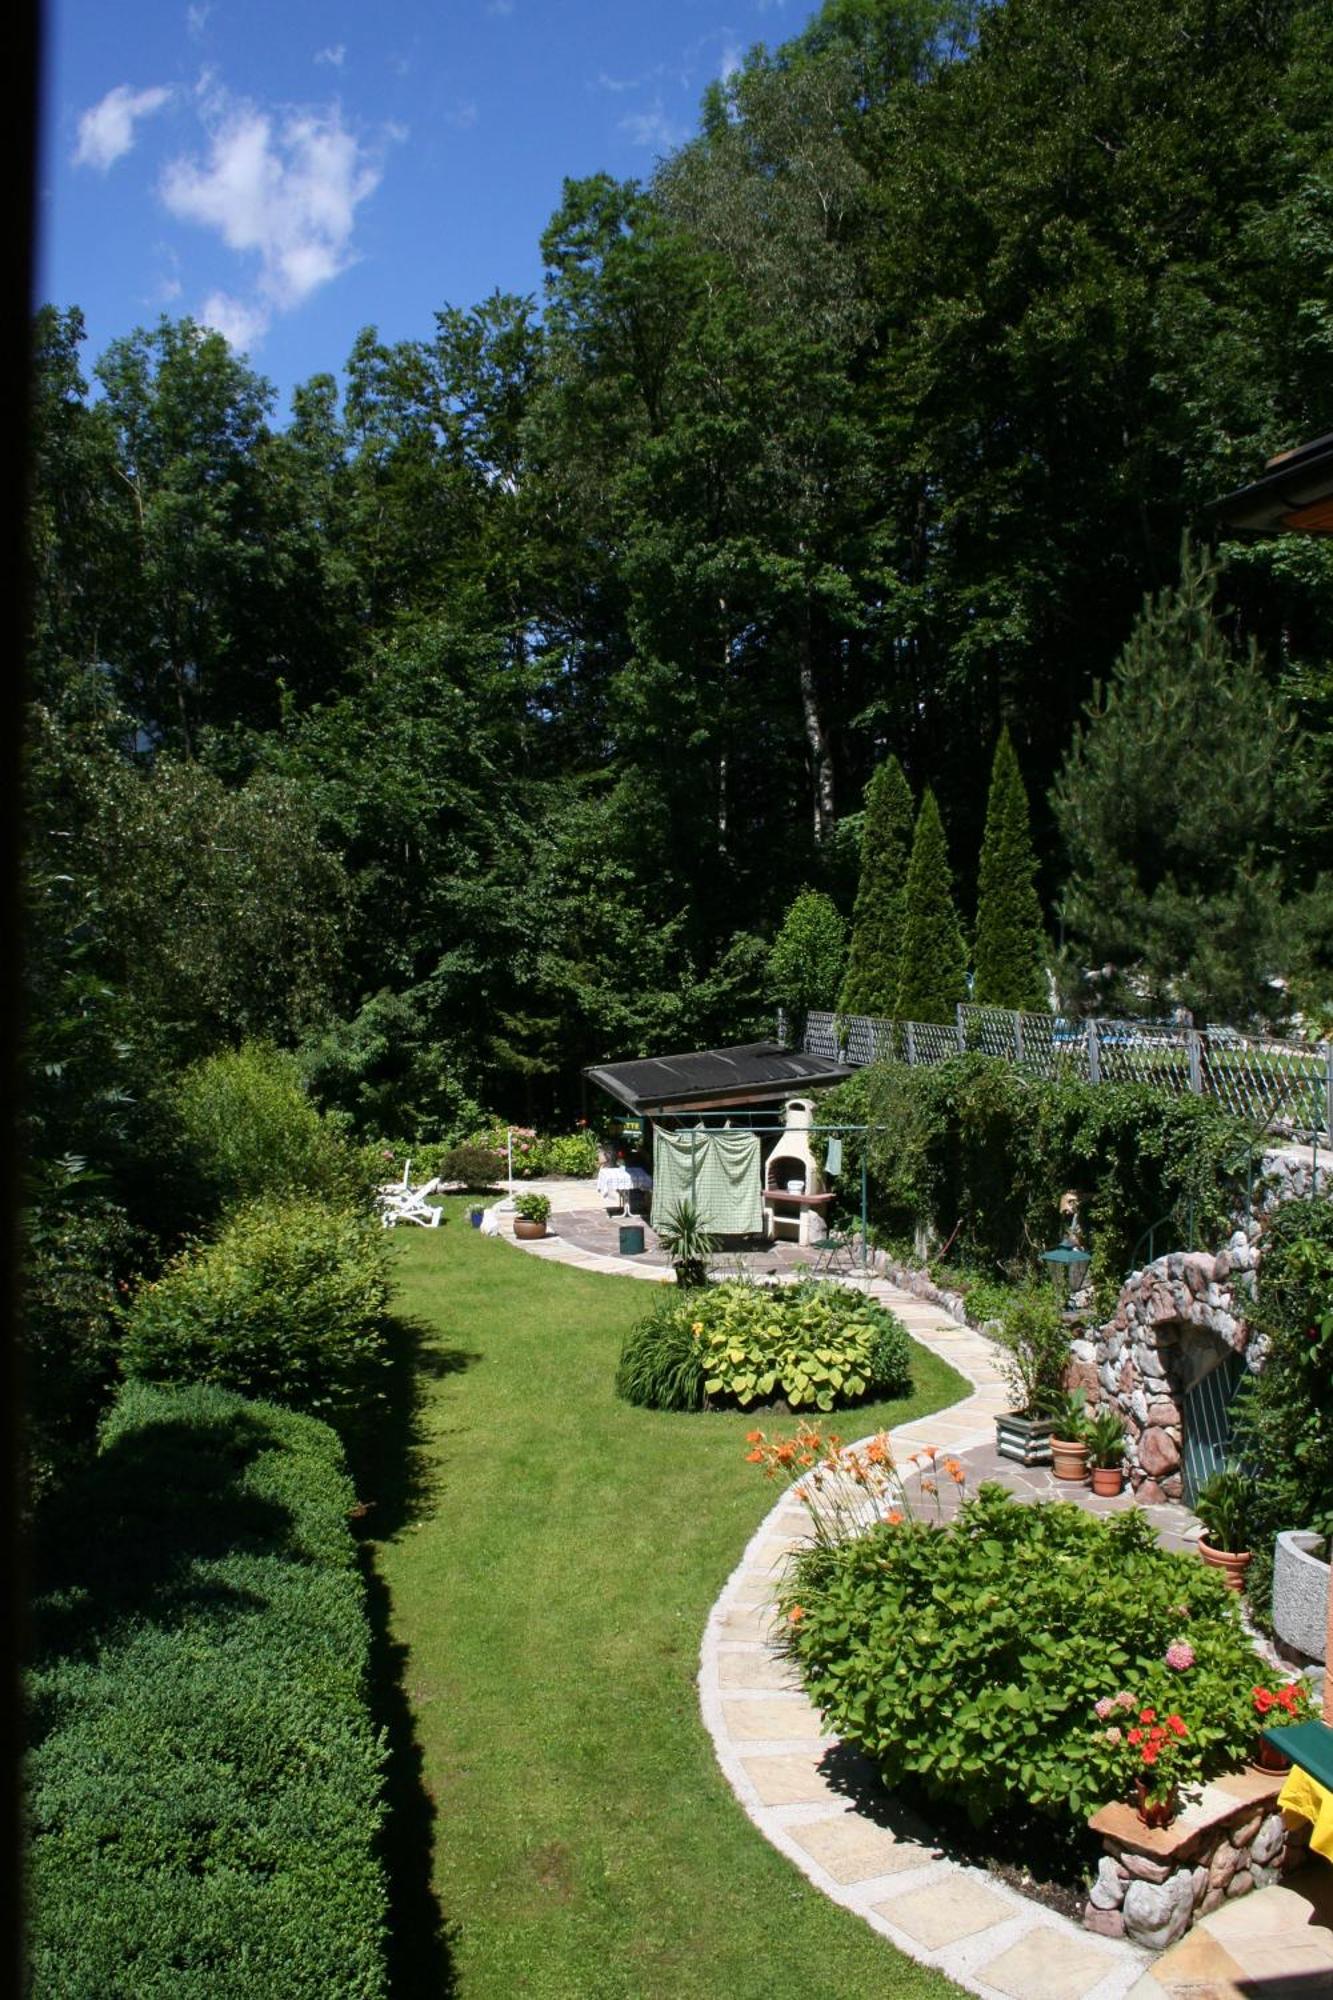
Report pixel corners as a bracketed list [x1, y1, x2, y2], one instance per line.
[825, 1055, 1254, 1304]
[26, 1381, 388, 1998]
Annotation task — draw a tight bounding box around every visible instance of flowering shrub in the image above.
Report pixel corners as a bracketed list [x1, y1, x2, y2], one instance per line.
[780, 1485, 1260, 1824]
[1253, 1678, 1317, 1726]
[616, 1279, 912, 1413]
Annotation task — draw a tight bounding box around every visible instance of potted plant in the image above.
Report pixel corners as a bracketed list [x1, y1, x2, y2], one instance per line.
[655, 1198, 715, 1289]
[1250, 1677, 1318, 1771]
[513, 1191, 551, 1240]
[1046, 1387, 1091, 1483]
[994, 1287, 1070, 1466]
[1085, 1407, 1127, 1496]
[1194, 1467, 1252, 1591]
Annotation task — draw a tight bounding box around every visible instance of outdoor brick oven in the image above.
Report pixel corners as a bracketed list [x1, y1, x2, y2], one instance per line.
[1069, 1237, 1264, 1504]
[762, 1098, 833, 1248]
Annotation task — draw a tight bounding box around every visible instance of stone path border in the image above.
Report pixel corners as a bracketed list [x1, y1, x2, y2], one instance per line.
[492, 1196, 1326, 1999]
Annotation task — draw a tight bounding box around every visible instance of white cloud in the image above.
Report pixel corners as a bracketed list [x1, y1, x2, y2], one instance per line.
[73, 84, 172, 172]
[595, 71, 641, 94]
[198, 290, 271, 352]
[186, 3, 210, 37]
[619, 102, 688, 152]
[315, 44, 345, 67]
[446, 100, 479, 130]
[721, 44, 742, 82]
[159, 96, 385, 338]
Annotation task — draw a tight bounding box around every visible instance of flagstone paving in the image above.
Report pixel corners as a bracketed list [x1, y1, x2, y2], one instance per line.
[496, 1192, 1333, 1997]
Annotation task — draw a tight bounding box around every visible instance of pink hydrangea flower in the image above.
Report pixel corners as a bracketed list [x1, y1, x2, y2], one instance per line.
[1165, 1641, 1196, 1671]
[1103, 1727, 1123, 1747]
[1094, 1697, 1114, 1720]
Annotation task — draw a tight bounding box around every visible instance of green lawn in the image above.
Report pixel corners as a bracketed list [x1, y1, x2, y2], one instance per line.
[366, 1203, 970, 1999]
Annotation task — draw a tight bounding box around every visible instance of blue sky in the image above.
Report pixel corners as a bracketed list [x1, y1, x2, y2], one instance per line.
[38, 0, 822, 413]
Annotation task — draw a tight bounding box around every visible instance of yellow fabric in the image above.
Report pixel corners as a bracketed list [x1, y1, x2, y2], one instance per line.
[1279, 1765, 1333, 1861]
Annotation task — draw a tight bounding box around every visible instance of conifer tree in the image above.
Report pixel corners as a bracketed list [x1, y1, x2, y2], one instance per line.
[838, 756, 914, 1018]
[972, 728, 1047, 1010]
[894, 789, 968, 1024]
[1053, 539, 1316, 1025]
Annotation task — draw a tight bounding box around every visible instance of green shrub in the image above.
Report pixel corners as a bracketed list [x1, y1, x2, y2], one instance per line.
[1232, 1195, 1333, 1617]
[438, 1141, 506, 1187]
[532, 1130, 600, 1177]
[119, 1198, 392, 1427]
[825, 1056, 1253, 1302]
[782, 1485, 1259, 1827]
[996, 1285, 1070, 1415]
[26, 1381, 388, 1998]
[175, 1041, 370, 1217]
[21, 1195, 138, 1502]
[618, 1279, 912, 1413]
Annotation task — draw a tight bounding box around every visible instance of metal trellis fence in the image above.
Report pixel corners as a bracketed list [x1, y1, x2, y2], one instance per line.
[791, 1005, 1333, 1146]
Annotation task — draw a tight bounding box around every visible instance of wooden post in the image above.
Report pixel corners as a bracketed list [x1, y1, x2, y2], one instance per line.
[1087, 1019, 1101, 1086]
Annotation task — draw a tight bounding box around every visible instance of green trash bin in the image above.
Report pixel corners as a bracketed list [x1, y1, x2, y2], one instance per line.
[618, 1223, 645, 1256]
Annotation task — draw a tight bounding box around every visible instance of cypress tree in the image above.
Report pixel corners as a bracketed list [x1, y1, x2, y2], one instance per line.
[894, 789, 968, 1024]
[973, 727, 1048, 1010]
[838, 756, 914, 1018]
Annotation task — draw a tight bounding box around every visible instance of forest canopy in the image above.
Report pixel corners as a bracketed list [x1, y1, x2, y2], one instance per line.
[27, 0, 1333, 1149]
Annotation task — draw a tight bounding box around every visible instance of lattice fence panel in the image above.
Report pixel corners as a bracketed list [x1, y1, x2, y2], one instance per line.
[801, 1004, 1332, 1141]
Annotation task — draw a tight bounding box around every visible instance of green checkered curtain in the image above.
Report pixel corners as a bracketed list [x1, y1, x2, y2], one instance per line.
[651, 1129, 763, 1235]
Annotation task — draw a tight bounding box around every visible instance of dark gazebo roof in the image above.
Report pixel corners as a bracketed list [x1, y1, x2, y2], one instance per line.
[583, 1040, 851, 1115]
[1214, 433, 1333, 537]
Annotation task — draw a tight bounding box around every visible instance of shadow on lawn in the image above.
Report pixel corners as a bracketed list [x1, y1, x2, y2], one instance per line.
[353, 1312, 479, 1999]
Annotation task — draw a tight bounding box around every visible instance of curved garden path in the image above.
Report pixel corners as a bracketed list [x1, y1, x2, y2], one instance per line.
[494, 1185, 1333, 2000]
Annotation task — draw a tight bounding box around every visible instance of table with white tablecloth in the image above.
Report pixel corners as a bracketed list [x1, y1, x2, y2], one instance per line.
[596, 1164, 653, 1213]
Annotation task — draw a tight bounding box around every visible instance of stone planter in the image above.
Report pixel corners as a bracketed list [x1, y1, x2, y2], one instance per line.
[1272, 1530, 1329, 1664]
[995, 1412, 1054, 1466]
[1085, 1768, 1310, 1949]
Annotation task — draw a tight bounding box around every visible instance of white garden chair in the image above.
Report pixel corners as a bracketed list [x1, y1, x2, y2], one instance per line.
[376, 1161, 444, 1228]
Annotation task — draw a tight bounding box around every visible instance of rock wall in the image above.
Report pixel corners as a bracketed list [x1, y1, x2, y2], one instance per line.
[1086, 1789, 1311, 1948]
[1069, 1233, 1261, 1502]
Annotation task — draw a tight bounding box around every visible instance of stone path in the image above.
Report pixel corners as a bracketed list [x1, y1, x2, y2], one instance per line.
[491, 1192, 1333, 1997]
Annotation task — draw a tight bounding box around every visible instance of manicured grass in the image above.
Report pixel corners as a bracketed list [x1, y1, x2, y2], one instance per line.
[368, 1204, 970, 1998]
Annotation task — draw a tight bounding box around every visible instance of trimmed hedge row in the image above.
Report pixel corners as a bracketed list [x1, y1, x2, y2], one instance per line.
[26, 1381, 388, 1998]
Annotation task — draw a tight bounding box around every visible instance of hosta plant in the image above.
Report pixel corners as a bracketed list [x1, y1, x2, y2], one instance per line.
[616, 1278, 911, 1413]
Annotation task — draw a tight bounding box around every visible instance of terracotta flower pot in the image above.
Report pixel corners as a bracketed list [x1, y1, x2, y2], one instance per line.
[1250, 1735, 1292, 1774]
[1198, 1535, 1251, 1591]
[1090, 1465, 1125, 1497]
[513, 1216, 546, 1240]
[1050, 1436, 1090, 1483]
[1135, 1779, 1178, 1829]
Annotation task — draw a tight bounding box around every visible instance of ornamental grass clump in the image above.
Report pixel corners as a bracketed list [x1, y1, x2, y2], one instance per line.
[615, 1278, 912, 1413]
[778, 1485, 1259, 1826]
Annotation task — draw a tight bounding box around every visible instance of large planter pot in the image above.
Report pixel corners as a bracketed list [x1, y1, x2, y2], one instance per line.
[1051, 1435, 1090, 1484]
[1198, 1535, 1251, 1592]
[1249, 1734, 1293, 1774]
[995, 1412, 1054, 1466]
[513, 1217, 547, 1240]
[1090, 1465, 1125, 1497]
[1273, 1530, 1329, 1664]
